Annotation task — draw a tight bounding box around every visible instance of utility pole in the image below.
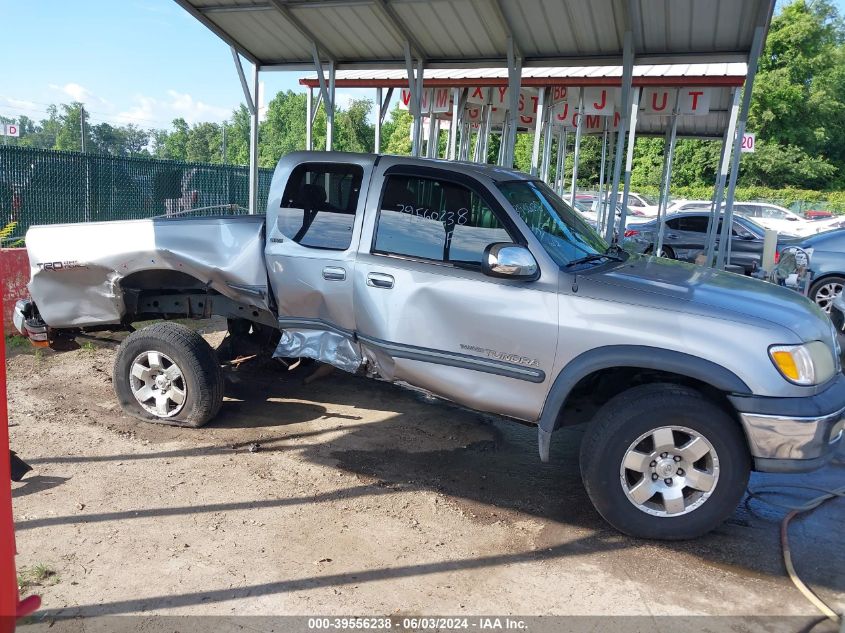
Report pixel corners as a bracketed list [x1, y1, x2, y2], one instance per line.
[80, 105, 87, 153]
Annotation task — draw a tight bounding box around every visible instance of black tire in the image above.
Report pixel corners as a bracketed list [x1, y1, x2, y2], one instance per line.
[113, 322, 224, 428]
[580, 383, 750, 540]
[808, 275, 845, 313]
[645, 244, 675, 259]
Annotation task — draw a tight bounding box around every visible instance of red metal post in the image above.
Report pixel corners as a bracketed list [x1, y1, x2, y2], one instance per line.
[0, 288, 40, 632]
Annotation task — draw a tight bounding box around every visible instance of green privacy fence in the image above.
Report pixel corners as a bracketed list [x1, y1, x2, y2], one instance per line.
[0, 146, 275, 242]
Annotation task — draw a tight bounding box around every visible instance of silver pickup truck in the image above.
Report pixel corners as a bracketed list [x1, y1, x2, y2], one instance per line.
[15, 151, 845, 540]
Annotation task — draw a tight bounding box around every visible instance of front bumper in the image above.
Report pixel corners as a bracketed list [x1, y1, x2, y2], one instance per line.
[729, 374, 845, 473]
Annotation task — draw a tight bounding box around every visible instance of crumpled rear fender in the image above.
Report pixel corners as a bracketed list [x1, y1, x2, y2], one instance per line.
[26, 215, 270, 328]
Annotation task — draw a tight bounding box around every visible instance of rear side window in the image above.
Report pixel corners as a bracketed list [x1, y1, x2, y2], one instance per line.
[279, 163, 363, 250]
[374, 174, 511, 265]
[676, 216, 710, 233]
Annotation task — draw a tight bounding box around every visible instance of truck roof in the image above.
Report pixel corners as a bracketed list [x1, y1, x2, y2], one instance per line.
[277, 151, 535, 184]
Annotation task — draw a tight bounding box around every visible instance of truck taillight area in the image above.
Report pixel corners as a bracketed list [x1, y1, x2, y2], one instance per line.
[12, 300, 49, 348]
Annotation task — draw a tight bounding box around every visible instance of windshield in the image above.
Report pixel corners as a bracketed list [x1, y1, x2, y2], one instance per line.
[738, 216, 766, 238]
[497, 180, 608, 267]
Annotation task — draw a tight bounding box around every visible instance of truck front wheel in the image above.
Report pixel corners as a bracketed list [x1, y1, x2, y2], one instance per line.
[579, 383, 750, 540]
[113, 322, 224, 428]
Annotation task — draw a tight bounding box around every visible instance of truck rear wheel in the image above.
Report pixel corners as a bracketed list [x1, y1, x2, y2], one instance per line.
[579, 383, 750, 540]
[113, 322, 224, 428]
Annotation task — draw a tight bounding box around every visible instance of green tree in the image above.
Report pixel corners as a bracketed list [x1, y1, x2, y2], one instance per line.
[334, 99, 374, 153]
[384, 106, 412, 155]
[743, 0, 845, 187]
[186, 121, 222, 163]
[53, 102, 88, 152]
[157, 118, 189, 160]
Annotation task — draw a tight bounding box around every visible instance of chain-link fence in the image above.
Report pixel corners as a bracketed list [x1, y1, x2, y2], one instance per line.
[0, 146, 274, 244]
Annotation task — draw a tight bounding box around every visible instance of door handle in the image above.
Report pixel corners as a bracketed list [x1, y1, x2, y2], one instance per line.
[367, 272, 394, 289]
[322, 266, 346, 281]
[666, 233, 679, 239]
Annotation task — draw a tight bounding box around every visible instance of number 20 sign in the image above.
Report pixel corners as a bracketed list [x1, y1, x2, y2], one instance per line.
[741, 133, 756, 153]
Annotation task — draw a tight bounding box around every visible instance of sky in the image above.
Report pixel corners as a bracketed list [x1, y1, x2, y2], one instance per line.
[0, 0, 365, 130]
[2, 0, 845, 132]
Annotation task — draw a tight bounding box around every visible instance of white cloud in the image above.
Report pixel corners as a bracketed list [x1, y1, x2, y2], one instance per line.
[48, 82, 112, 108]
[0, 95, 43, 121]
[333, 91, 356, 111]
[115, 90, 232, 126]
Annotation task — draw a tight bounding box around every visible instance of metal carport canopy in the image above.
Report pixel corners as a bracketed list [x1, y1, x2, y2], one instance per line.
[175, 0, 773, 69]
[299, 63, 748, 138]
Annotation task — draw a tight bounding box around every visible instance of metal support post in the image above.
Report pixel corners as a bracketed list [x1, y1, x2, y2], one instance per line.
[655, 109, 680, 254]
[447, 88, 461, 160]
[375, 87, 383, 152]
[541, 108, 554, 183]
[327, 61, 335, 150]
[570, 89, 584, 207]
[404, 42, 424, 157]
[596, 120, 609, 233]
[530, 88, 547, 176]
[717, 24, 767, 270]
[233, 46, 260, 213]
[248, 63, 260, 214]
[311, 44, 335, 151]
[555, 128, 567, 196]
[480, 104, 493, 163]
[705, 88, 740, 264]
[605, 30, 634, 242]
[505, 37, 521, 168]
[306, 87, 313, 151]
[426, 113, 438, 158]
[618, 87, 641, 233]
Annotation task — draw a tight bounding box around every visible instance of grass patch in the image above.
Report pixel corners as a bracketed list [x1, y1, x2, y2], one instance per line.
[81, 340, 96, 352]
[5, 335, 31, 350]
[17, 564, 59, 591]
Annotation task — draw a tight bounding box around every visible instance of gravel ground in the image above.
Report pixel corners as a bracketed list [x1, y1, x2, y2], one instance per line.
[7, 322, 844, 629]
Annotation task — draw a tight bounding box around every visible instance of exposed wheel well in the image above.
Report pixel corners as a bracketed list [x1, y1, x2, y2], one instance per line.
[808, 273, 845, 292]
[556, 366, 739, 429]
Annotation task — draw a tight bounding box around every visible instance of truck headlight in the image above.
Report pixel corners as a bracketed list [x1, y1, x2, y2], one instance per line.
[769, 342, 835, 385]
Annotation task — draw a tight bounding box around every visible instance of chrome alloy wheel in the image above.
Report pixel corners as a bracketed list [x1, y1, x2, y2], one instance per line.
[813, 281, 843, 313]
[619, 425, 720, 517]
[129, 351, 187, 418]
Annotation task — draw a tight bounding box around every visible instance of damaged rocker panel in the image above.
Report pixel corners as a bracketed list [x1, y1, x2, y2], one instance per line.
[275, 317, 546, 383]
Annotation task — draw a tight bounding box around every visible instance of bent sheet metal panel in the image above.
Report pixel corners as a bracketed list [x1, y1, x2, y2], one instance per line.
[26, 216, 269, 328]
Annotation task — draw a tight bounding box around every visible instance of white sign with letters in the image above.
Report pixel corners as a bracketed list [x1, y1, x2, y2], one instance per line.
[1, 124, 20, 137]
[642, 88, 677, 115]
[677, 88, 711, 115]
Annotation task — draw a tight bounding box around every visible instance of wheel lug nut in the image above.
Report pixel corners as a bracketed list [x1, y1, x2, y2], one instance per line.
[677, 468, 685, 476]
[664, 478, 673, 486]
[651, 473, 659, 481]
[660, 452, 668, 458]
[673, 455, 682, 462]
[650, 460, 657, 467]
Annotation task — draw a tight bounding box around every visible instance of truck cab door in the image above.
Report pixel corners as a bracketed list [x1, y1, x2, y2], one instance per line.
[265, 157, 373, 369]
[353, 163, 559, 422]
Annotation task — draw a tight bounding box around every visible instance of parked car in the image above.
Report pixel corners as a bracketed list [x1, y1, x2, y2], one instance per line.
[15, 152, 844, 540]
[615, 191, 659, 216]
[623, 211, 782, 274]
[805, 210, 834, 221]
[578, 200, 644, 227]
[666, 199, 714, 214]
[777, 229, 845, 313]
[732, 202, 823, 237]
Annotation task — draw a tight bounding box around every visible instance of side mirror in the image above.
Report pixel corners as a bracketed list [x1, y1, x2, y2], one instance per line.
[482, 243, 539, 280]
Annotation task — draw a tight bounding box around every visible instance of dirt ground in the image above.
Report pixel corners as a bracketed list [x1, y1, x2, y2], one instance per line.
[6, 321, 845, 627]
